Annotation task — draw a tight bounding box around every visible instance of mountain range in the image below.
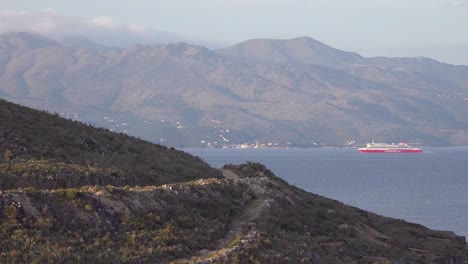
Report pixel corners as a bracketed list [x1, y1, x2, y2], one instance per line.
[1, 98, 467, 263]
[1, 32, 467, 147]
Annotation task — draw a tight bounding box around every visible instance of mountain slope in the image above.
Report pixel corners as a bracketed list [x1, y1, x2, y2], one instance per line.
[216, 36, 363, 67]
[0, 99, 467, 263]
[0, 98, 221, 188]
[1, 32, 468, 147]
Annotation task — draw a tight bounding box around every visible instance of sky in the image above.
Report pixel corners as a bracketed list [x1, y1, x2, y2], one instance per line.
[1, 0, 468, 65]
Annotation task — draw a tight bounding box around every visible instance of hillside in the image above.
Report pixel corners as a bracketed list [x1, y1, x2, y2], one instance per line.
[1, 98, 467, 263]
[0, 98, 221, 188]
[1, 32, 468, 147]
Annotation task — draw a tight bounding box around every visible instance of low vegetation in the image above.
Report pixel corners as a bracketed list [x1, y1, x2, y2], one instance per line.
[1, 99, 467, 263]
[0, 99, 221, 188]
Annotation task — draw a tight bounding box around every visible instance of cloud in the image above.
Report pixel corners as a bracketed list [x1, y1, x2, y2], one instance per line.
[128, 24, 148, 34]
[0, 9, 82, 37]
[89, 16, 119, 30]
[0, 9, 154, 44]
[0, 9, 225, 48]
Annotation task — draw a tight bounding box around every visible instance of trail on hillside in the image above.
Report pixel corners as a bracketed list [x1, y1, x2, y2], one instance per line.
[172, 169, 271, 263]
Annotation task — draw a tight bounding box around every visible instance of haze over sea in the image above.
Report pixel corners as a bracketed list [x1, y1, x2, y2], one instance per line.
[186, 147, 468, 238]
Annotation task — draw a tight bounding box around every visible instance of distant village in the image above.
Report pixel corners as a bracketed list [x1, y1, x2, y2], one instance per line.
[198, 140, 359, 149]
[57, 112, 362, 149]
[200, 140, 295, 149]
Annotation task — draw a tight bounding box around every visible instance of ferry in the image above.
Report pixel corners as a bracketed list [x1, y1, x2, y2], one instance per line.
[358, 141, 422, 153]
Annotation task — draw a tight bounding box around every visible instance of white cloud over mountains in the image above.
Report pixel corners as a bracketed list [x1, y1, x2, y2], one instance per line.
[0, 9, 136, 36]
[0, 9, 190, 46]
[89, 16, 120, 30]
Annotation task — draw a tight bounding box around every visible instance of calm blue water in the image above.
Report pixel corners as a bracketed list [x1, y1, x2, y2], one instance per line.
[185, 147, 468, 238]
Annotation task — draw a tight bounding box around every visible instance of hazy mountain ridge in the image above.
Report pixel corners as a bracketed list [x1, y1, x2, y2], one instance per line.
[1, 100, 467, 263]
[1, 32, 467, 147]
[216, 36, 364, 67]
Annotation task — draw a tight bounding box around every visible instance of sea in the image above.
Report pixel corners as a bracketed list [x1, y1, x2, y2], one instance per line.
[185, 147, 468, 238]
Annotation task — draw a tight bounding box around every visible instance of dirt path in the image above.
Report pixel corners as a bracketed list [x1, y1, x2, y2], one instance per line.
[172, 169, 270, 263]
[216, 196, 265, 248]
[219, 169, 239, 181]
[216, 169, 267, 248]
